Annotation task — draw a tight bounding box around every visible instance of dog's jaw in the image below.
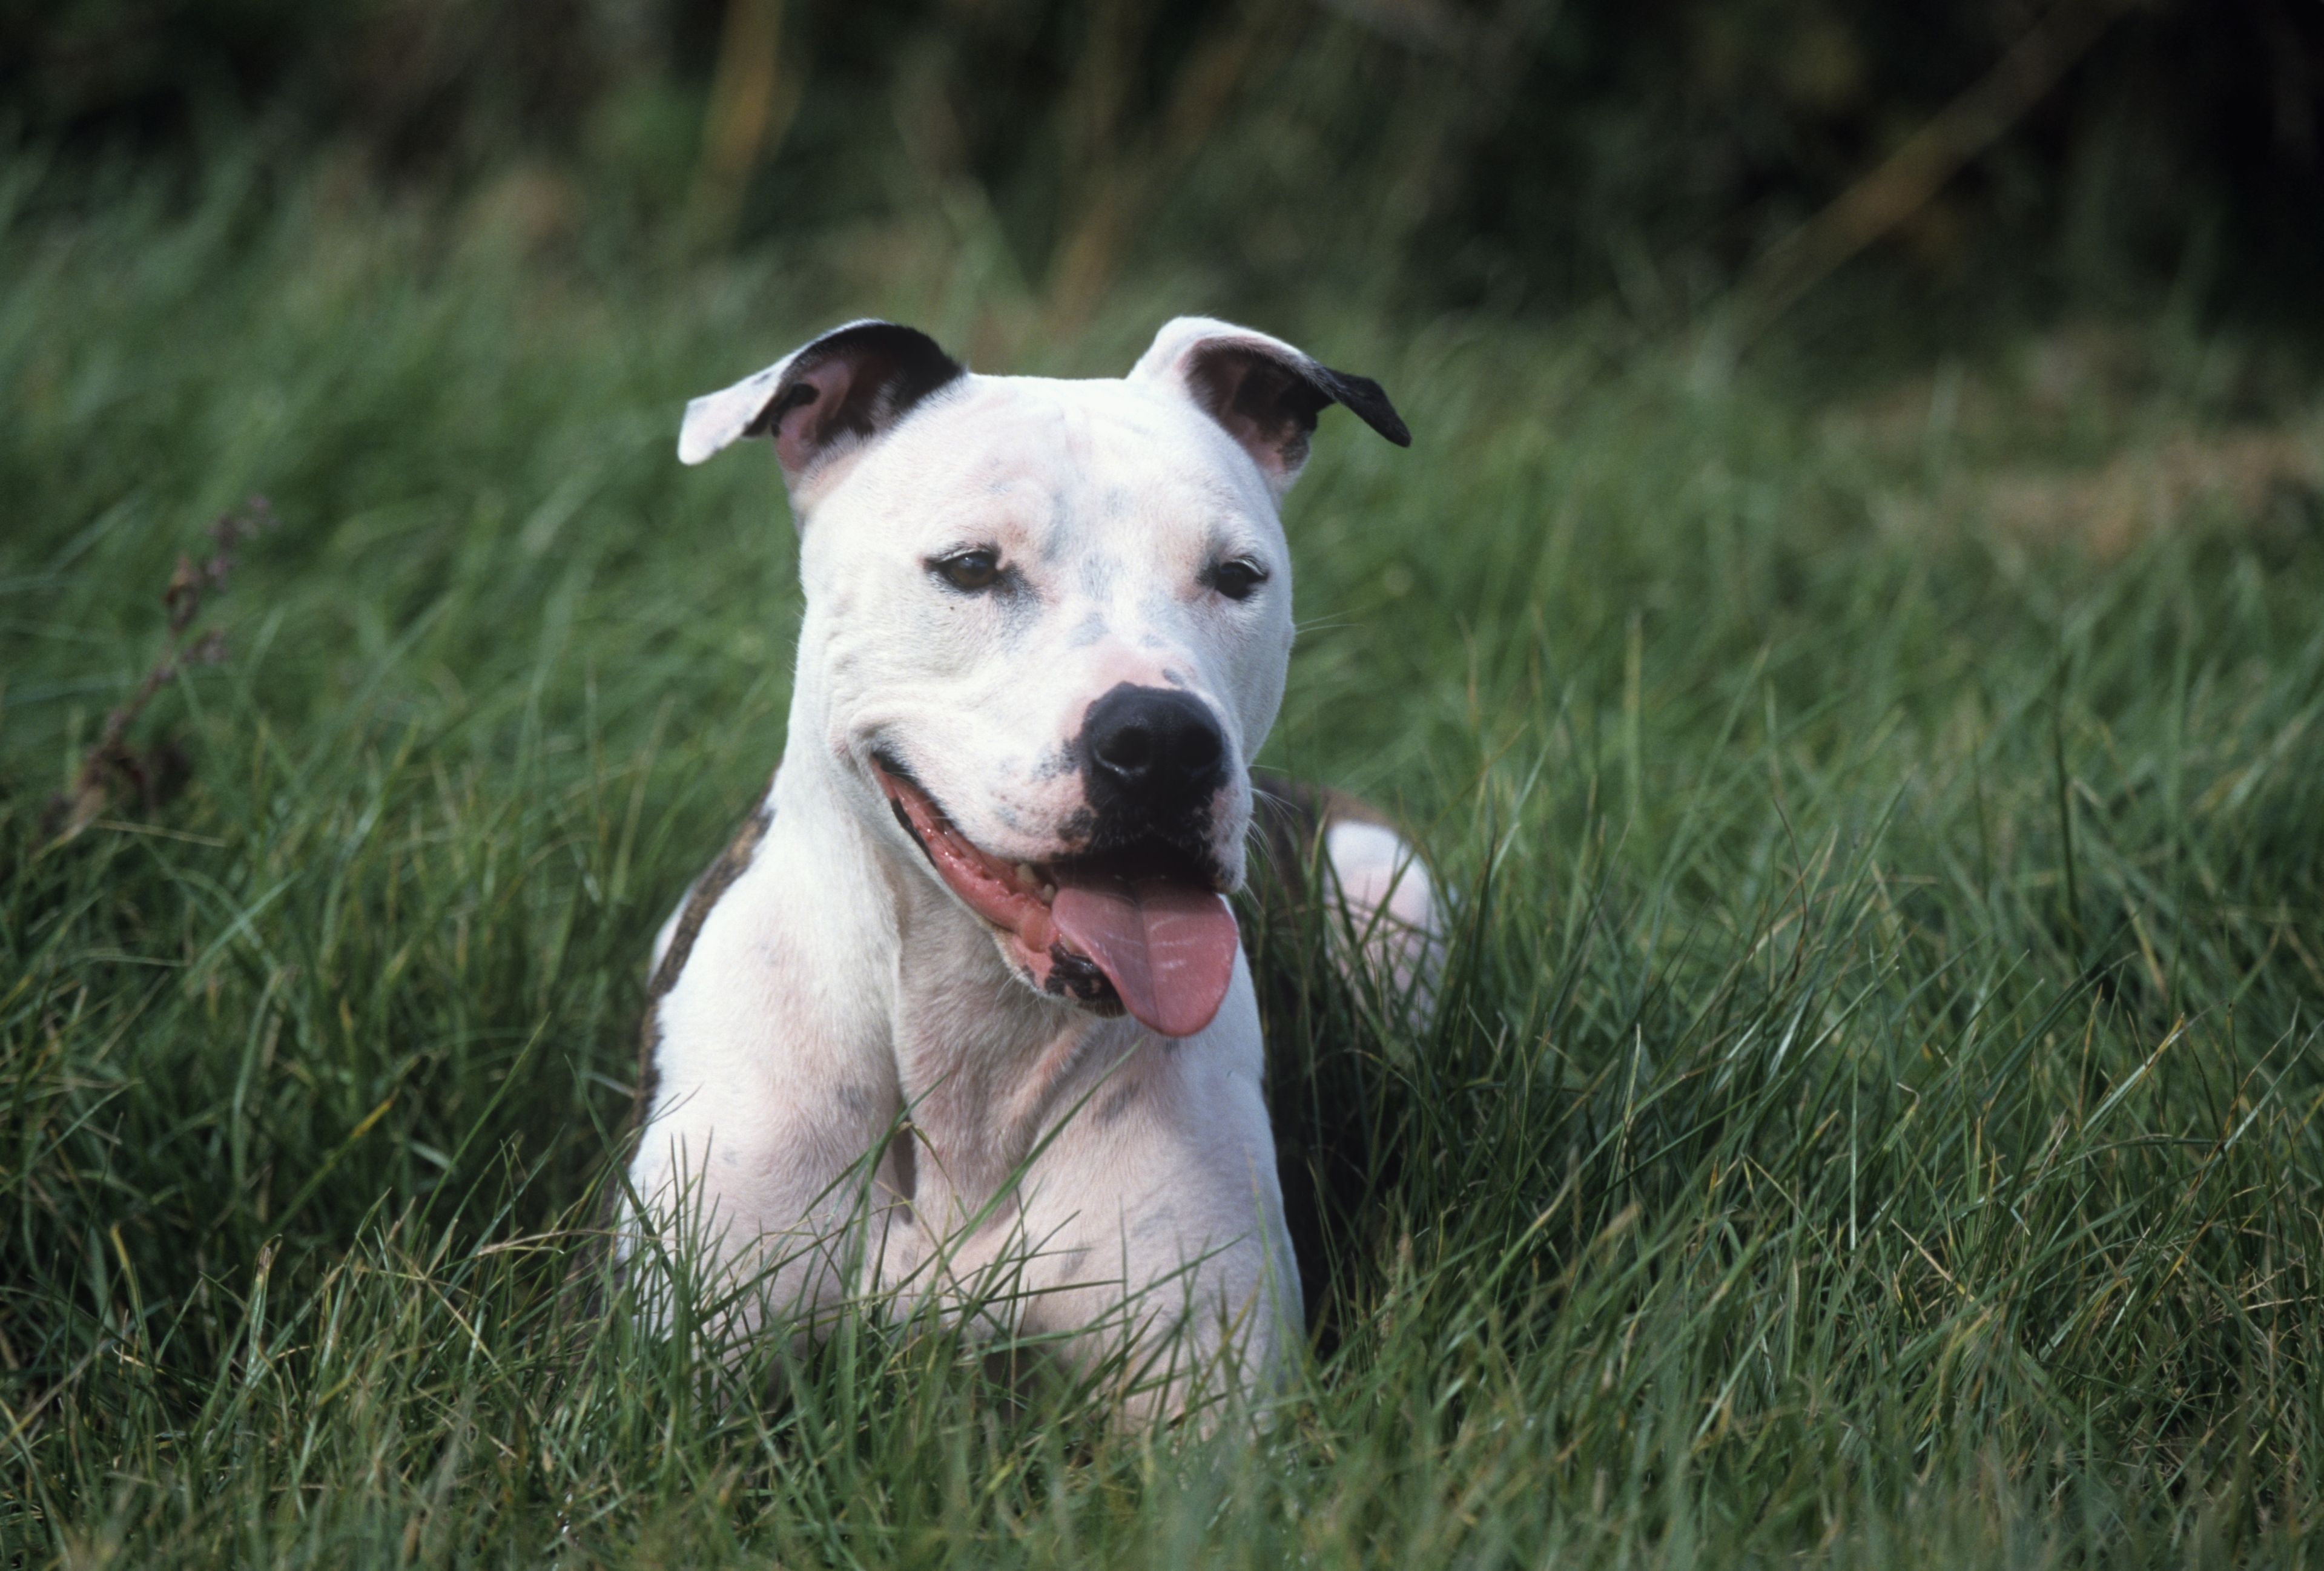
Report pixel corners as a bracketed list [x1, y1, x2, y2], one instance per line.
[871, 755, 1081, 987]
[869, 757, 1241, 1039]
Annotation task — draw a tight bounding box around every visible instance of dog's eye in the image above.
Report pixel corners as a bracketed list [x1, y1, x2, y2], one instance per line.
[1204, 558, 1269, 602]
[932, 548, 1003, 593]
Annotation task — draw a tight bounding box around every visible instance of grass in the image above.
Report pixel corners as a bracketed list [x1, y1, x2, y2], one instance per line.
[4, 157, 2323, 1568]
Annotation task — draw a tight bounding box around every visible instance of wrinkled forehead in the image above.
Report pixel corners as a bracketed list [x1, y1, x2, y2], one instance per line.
[826, 374, 1281, 553]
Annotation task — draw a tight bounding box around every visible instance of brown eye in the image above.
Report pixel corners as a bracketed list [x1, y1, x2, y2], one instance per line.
[933, 548, 1002, 592]
[1206, 558, 1267, 601]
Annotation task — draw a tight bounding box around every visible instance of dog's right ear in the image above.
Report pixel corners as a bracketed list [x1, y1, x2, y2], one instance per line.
[677, 319, 965, 499]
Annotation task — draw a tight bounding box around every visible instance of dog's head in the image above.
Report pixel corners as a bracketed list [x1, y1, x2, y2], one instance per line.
[678, 317, 1408, 1038]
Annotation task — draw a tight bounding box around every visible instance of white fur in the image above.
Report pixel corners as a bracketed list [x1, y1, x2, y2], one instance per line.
[627, 318, 1433, 1418]
[1322, 820, 1442, 1006]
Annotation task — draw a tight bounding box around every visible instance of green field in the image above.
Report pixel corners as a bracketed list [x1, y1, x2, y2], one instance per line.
[5, 165, 2323, 1567]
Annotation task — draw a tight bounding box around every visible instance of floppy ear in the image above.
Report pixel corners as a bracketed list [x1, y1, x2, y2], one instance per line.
[1127, 316, 1410, 496]
[676, 319, 965, 498]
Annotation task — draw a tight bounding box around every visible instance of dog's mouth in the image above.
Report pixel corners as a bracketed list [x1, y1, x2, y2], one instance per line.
[870, 756, 1239, 1039]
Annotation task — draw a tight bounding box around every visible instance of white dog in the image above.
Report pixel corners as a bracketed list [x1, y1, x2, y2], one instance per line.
[624, 316, 1436, 1417]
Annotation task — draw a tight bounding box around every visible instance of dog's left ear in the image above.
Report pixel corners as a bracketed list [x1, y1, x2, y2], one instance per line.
[1129, 317, 1410, 497]
[676, 319, 965, 501]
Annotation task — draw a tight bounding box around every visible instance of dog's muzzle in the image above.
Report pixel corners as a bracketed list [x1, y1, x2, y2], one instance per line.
[870, 684, 1247, 1039]
[1077, 683, 1229, 854]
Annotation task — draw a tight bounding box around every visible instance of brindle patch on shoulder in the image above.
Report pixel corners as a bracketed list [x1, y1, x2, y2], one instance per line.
[630, 802, 774, 1135]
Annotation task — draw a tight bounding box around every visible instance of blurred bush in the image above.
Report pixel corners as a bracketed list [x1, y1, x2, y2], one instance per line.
[5, 0, 2319, 323]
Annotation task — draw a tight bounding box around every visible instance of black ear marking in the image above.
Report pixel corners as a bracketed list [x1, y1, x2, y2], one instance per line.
[1186, 341, 1411, 477]
[677, 319, 965, 479]
[1304, 364, 1411, 447]
[1134, 317, 1410, 492]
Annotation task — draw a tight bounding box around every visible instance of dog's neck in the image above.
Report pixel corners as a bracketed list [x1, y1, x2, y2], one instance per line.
[764, 728, 1134, 1210]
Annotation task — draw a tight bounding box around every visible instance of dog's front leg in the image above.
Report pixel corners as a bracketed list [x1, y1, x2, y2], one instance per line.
[994, 964, 1300, 1423]
[625, 1070, 915, 1350]
[622, 795, 920, 1349]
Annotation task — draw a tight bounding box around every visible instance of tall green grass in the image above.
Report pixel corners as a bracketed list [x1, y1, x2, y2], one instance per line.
[4, 165, 2322, 1567]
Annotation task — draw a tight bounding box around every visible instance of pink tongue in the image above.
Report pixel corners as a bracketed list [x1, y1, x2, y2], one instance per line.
[1048, 874, 1240, 1038]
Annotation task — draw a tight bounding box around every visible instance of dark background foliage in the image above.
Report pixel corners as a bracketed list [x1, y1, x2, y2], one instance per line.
[8, 0, 2321, 329]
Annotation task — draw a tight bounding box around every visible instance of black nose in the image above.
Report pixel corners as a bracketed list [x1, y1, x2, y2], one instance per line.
[1081, 683, 1229, 823]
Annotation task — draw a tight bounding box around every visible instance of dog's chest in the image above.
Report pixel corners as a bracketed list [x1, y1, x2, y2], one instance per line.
[882, 874, 1131, 1176]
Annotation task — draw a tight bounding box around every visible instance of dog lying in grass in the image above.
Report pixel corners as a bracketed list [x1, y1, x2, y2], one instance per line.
[621, 317, 1438, 1418]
